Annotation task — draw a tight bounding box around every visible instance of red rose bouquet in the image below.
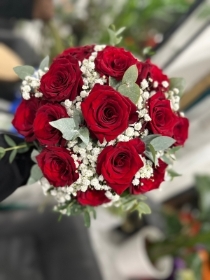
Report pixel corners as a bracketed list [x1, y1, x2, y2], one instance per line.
[1, 37, 189, 226]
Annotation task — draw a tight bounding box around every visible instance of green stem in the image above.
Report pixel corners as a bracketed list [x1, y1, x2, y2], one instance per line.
[148, 231, 210, 263]
[4, 144, 29, 151]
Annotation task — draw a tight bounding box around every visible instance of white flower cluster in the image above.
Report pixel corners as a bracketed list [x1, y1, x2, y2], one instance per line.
[165, 88, 180, 111]
[21, 69, 47, 100]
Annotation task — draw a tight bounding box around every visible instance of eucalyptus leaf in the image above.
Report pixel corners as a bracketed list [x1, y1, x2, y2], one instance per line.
[13, 65, 35, 80]
[169, 77, 186, 96]
[148, 144, 157, 163]
[9, 149, 17, 163]
[78, 127, 89, 146]
[4, 135, 16, 147]
[17, 146, 30, 154]
[167, 169, 181, 179]
[84, 211, 91, 227]
[142, 134, 160, 145]
[27, 164, 43, 185]
[73, 109, 84, 129]
[107, 28, 116, 46]
[150, 136, 175, 151]
[49, 118, 78, 140]
[122, 65, 138, 84]
[137, 202, 151, 217]
[0, 147, 6, 159]
[39, 56, 49, 71]
[161, 155, 173, 165]
[118, 83, 140, 104]
[169, 146, 182, 154]
[31, 149, 40, 163]
[115, 27, 126, 36]
[144, 150, 158, 166]
[109, 76, 122, 89]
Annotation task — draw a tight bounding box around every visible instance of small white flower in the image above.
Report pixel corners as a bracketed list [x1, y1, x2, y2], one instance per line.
[134, 122, 142, 131]
[125, 127, 134, 137]
[162, 81, 169, 88]
[132, 178, 140, 186]
[141, 79, 148, 90]
[153, 81, 158, 88]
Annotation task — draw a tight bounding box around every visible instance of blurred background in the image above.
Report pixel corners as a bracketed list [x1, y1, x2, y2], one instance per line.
[0, 0, 210, 279]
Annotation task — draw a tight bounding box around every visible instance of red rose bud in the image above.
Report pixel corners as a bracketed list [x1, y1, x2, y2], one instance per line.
[36, 147, 79, 187]
[81, 84, 138, 143]
[12, 97, 43, 142]
[77, 189, 110, 206]
[148, 92, 177, 137]
[60, 45, 95, 61]
[173, 116, 189, 146]
[33, 103, 68, 146]
[97, 139, 144, 195]
[40, 54, 82, 102]
[95, 46, 137, 80]
[130, 160, 167, 194]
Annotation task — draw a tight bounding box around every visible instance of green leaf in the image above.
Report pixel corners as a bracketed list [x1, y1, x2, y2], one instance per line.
[115, 27, 126, 36]
[31, 149, 40, 163]
[83, 211, 91, 227]
[167, 169, 181, 180]
[169, 146, 182, 154]
[13, 65, 35, 80]
[27, 164, 43, 185]
[4, 135, 16, 147]
[9, 149, 17, 163]
[144, 150, 158, 166]
[137, 202, 151, 217]
[148, 144, 157, 163]
[161, 154, 173, 165]
[17, 146, 30, 154]
[49, 118, 78, 140]
[169, 77, 186, 96]
[142, 134, 160, 145]
[118, 83, 140, 104]
[108, 28, 117, 46]
[122, 65, 138, 84]
[109, 76, 122, 89]
[0, 147, 6, 159]
[78, 127, 89, 146]
[73, 109, 83, 129]
[143, 47, 155, 57]
[39, 56, 49, 71]
[150, 136, 175, 151]
[195, 175, 210, 219]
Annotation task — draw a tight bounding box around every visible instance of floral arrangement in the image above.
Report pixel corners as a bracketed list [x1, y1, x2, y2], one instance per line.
[0, 30, 189, 226]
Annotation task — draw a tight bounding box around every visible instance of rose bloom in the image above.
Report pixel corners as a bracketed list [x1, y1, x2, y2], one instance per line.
[33, 103, 68, 146]
[137, 60, 169, 91]
[40, 54, 82, 102]
[36, 146, 79, 187]
[97, 138, 145, 195]
[130, 160, 167, 194]
[12, 97, 43, 142]
[77, 189, 110, 206]
[95, 46, 137, 80]
[173, 116, 189, 146]
[81, 84, 138, 143]
[148, 92, 177, 137]
[61, 45, 95, 61]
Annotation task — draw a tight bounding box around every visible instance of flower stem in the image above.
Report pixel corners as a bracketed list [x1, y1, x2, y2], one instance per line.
[4, 144, 29, 152]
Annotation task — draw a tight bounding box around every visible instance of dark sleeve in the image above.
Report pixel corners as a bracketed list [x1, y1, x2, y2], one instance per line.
[0, 0, 34, 19]
[0, 133, 34, 202]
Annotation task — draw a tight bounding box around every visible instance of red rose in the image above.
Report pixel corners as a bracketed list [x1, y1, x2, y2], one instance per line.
[36, 146, 79, 187]
[77, 189, 110, 206]
[130, 160, 167, 194]
[40, 55, 82, 102]
[12, 97, 42, 142]
[173, 116, 189, 146]
[148, 92, 177, 137]
[95, 46, 137, 80]
[81, 84, 138, 143]
[96, 139, 144, 195]
[137, 60, 169, 91]
[33, 103, 68, 146]
[61, 45, 95, 61]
